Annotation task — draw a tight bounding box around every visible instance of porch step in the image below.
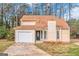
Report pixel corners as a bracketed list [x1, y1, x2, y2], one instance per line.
[35, 41, 43, 43]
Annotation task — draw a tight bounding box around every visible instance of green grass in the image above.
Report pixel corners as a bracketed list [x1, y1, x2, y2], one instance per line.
[0, 39, 14, 52]
[36, 42, 79, 56]
[66, 44, 79, 56]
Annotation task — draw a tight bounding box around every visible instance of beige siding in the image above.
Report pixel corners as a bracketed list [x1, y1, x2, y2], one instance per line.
[61, 29, 70, 43]
[47, 21, 57, 41]
[21, 22, 36, 25]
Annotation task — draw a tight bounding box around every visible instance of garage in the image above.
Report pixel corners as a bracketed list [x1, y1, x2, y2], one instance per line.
[15, 30, 35, 43]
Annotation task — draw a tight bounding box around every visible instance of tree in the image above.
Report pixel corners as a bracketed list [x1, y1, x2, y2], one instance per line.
[67, 19, 79, 38]
[15, 3, 30, 26]
[3, 3, 13, 29]
[0, 3, 3, 26]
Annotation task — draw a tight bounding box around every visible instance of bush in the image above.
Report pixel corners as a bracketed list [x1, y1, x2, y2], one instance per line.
[0, 26, 15, 41]
[6, 29, 15, 41]
[0, 26, 7, 39]
[70, 31, 77, 39]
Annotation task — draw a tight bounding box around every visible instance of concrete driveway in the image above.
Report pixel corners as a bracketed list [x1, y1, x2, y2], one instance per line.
[4, 43, 50, 56]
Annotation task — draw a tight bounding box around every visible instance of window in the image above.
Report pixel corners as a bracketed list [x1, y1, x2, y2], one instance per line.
[41, 31, 43, 39]
[44, 31, 47, 39]
[37, 31, 40, 37]
[57, 30, 59, 39]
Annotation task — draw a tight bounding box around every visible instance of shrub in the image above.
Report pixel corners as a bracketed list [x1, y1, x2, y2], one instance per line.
[70, 31, 76, 39]
[0, 26, 7, 39]
[6, 29, 15, 41]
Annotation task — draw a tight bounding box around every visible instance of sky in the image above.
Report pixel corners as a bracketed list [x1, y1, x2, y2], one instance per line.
[71, 7, 79, 19]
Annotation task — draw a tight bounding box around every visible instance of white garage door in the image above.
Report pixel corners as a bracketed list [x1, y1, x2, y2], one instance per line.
[17, 31, 34, 42]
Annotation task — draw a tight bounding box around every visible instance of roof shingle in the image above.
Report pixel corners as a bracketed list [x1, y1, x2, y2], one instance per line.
[16, 15, 69, 30]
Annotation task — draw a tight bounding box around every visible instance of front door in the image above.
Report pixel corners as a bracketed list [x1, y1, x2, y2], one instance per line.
[36, 31, 40, 40]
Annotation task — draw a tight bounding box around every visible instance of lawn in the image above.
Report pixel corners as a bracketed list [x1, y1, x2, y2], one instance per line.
[36, 42, 79, 56]
[0, 39, 14, 52]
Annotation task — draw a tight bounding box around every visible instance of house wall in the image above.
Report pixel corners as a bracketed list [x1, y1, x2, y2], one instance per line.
[47, 21, 56, 41]
[61, 29, 70, 43]
[15, 30, 35, 43]
[21, 22, 36, 25]
[46, 21, 70, 43]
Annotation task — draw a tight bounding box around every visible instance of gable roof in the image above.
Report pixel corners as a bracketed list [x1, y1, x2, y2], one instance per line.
[16, 15, 69, 30]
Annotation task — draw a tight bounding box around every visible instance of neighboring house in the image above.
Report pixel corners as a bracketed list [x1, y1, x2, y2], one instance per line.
[15, 15, 70, 43]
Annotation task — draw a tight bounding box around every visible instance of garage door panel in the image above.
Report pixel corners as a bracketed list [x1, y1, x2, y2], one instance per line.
[16, 30, 35, 43]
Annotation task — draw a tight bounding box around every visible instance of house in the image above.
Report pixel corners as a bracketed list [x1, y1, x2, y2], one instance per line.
[15, 15, 70, 43]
